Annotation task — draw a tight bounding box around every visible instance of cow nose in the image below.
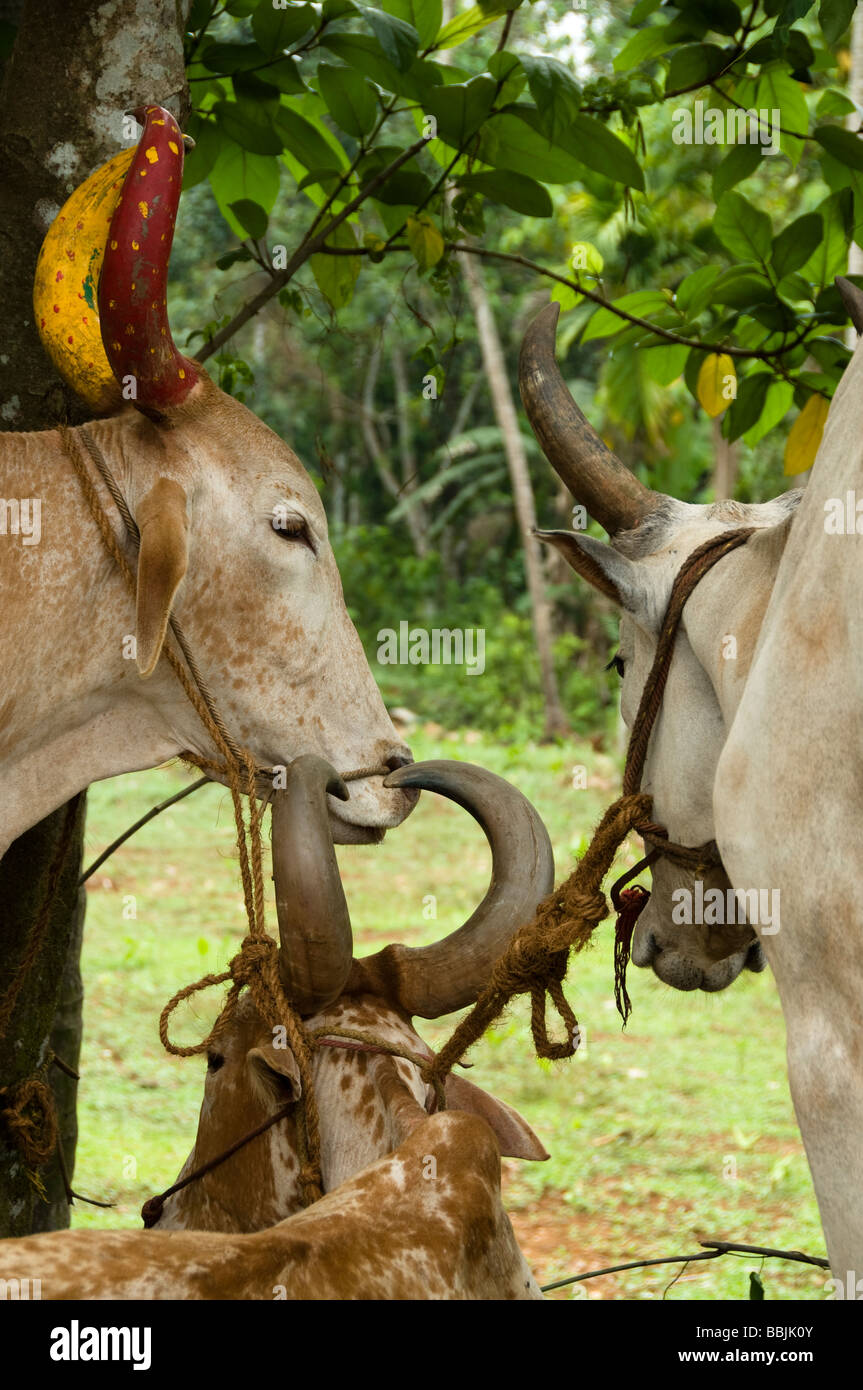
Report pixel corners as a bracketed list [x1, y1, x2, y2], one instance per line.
[384, 748, 413, 773]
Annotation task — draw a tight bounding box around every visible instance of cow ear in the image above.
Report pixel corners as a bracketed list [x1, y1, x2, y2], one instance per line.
[441, 1073, 549, 1161]
[534, 529, 645, 611]
[135, 478, 188, 678]
[247, 1043, 302, 1102]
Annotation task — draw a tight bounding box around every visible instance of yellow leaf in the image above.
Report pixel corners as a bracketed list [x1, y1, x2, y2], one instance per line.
[784, 394, 829, 476]
[406, 215, 444, 271]
[697, 353, 736, 417]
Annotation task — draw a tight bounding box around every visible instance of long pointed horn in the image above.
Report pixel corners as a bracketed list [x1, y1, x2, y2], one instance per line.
[347, 761, 554, 1019]
[836, 275, 863, 334]
[519, 301, 658, 536]
[98, 105, 199, 411]
[271, 756, 353, 1016]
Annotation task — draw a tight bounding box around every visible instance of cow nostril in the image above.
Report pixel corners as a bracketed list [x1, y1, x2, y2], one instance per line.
[384, 749, 413, 773]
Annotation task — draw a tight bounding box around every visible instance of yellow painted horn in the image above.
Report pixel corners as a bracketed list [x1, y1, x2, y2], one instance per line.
[33, 146, 135, 413]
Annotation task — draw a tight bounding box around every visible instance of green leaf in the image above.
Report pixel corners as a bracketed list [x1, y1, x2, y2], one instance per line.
[771, 212, 823, 278]
[630, 0, 663, 19]
[311, 221, 361, 307]
[423, 75, 497, 146]
[383, 0, 442, 48]
[756, 66, 808, 165]
[478, 111, 583, 183]
[458, 169, 552, 216]
[182, 116, 223, 190]
[215, 246, 254, 271]
[743, 377, 794, 445]
[201, 41, 270, 74]
[613, 22, 685, 72]
[817, 89, 856, 118]
[709, 273, 774, 307]
[800, 191, 850, 286]
[712, 142, 761, 201]
[435, 2, 513, 49]
[675, 264, 722, 315]
[582, 291, 668, 342]
[319, 32, 433, 99]
[227, 198, 269, 239]
[260, 57, 307, 95]
[209, 142, 281, 238]
[725, 369, 771, 440]
[214, 99, 283, 155]
[678, 0, 742, 35]
[666, 43, 725, 93]
[814, 124, 863, 172]
[520, 55, 582, 141]
[317, 62, 377, 136]
[819, 0, 856, 43]
[406, 214, 445, 269]
[640, 342, 689, 386]
[570, 113, 645, 189]
[252, 2, 314, 54]
[363, 6, 419, 71]
[276, 105, 348, 172]
[713, 190, 772, 263]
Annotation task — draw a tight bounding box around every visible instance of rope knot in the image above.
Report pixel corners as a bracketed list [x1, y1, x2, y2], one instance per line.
[229, 936, 277, 984]
[0, 1075, 58, 1168]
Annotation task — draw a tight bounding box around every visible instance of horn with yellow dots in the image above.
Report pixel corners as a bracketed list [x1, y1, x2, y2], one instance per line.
[33, 147, 135, 413]
[33, 104, 198, 414]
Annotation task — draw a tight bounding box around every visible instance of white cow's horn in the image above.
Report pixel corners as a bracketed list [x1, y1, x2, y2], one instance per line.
[349, 760, 555, 1019]
[836, 275, 863, 334]
[519, 301, 659, 536]
[271, 756, 353, 1015]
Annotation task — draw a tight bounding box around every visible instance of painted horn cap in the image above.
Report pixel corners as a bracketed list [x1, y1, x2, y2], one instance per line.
[98, 104, 199, 411]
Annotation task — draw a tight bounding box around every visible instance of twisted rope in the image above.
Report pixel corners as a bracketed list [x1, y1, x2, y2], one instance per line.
[60, 425, 327, 1204]
[423, 528, 756, 1088]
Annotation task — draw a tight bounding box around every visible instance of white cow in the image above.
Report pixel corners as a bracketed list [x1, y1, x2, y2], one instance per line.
[519, 296, 861, 1277]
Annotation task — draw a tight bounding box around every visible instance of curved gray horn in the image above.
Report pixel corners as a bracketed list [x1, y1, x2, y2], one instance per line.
[271, 755, 353, 1015]
[347, 760, 554, 1019]
[836, 276, 863, 334]
[519, 301, 659, 536]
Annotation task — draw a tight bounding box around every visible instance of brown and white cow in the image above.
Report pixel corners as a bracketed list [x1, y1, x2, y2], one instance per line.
[0, 758, 554, 1298]
[0, 105, 414, 856]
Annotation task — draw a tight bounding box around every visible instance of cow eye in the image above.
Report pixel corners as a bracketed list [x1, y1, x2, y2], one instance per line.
[605, 652, 625, 678]
[271, 513, 315, 554]
[207, 1052, 225, 1073]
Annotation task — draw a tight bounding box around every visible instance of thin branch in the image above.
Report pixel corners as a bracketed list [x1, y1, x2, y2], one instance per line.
[541, 1237, 828, 1293]
[198, 136, 429, 361]
[79, 777, 211, 885]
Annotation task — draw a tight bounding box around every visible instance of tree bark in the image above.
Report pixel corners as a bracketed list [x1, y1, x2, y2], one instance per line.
[459, 251, 570, 739]
[712, 418, 738, 500]
[0, 0, 187, 1237]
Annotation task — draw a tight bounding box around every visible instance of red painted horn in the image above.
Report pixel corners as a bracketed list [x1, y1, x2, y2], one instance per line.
[98, 105, 198, 411]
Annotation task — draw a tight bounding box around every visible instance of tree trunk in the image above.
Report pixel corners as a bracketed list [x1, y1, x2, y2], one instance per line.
[712, 418, 738, 500]
[459, 251, 570, 739]
[0, 0, 187, 1237]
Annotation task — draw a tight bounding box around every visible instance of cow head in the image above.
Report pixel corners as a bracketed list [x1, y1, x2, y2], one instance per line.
[28, 106, 412, 845]
[520, 303, 801, 992]
[152, 758, 553, 1231]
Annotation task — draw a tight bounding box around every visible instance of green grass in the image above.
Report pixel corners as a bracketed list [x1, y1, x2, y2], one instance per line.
[73, 730, 825, 1301]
